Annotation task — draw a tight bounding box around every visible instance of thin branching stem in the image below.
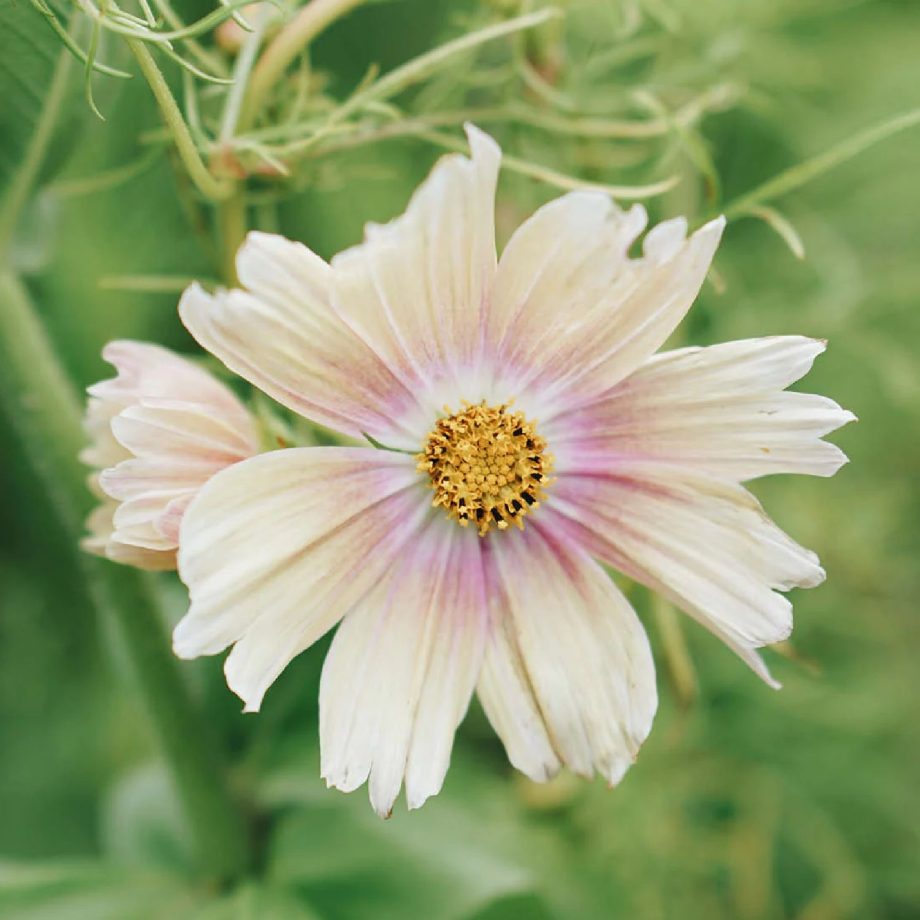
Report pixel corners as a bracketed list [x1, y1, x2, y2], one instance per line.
[721, 107, 920, 220]
[240, 0, 369, 130]
[219, 8, 272, 143]
[127, 38, 236, 201]
[28, 0, 131, 77]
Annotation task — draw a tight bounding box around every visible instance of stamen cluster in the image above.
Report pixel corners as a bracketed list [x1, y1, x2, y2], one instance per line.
[418, 401, 553, 536]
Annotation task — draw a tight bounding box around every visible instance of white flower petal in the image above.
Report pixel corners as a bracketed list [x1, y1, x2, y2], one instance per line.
[490, 198, 723, 411]
[81, 398, 129, 469]
[111, 403, 257, 461]
[480, 525, 657, 785]
[104, 539, 176, 570]
[112, 491, 187, 549]
[99, 458, 216, 502]
[81, 500, 176, 570]
[82, 340, 257, 568]
[642, 216, 688, 261]
[100, 401, 255, 517]
[488, 192, 646, 383]
[320, 518, 487, 818]
[550, 336, 855, 481]
[90, 341, 249, 425]
[180, 236, 423, 445]
[174, 447, 427, 713]
[550, 470, 825, 687]
[476, 607, 561, 783]
[330, 125, 500, 418]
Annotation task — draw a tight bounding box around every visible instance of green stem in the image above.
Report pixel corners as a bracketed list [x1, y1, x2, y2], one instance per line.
[239, 0, 368, 130]
[0, 270, 250, 880]
[212, 9, 272, 284]
[720, 106, 920, 220]
[218, 6, 271, 144]
[127, 38, 237, 202]
[307, 9, 561, 140]
[217, 191, 247, 284]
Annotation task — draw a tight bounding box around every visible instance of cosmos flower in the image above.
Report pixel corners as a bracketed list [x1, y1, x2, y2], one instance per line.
[82, 340, 259, 570]
[174, 126, 853, 816]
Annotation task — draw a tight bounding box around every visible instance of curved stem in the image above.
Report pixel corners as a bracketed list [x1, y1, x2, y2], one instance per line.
[127, 38, 236, 201]
[720, 106, 920, 220]
[239, 0, 367, 130]
[0, 270, 250, 880]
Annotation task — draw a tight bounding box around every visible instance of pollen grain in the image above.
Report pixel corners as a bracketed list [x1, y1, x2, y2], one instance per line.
[417, 401, 553, 536]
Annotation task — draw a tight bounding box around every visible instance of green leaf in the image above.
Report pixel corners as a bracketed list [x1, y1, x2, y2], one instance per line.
[268, 803, 537, 920]
[261, 744, 571, 920]
[0, 860, 201, 919]
[100, 762, 196, 874]
[197, 882, 323, 920]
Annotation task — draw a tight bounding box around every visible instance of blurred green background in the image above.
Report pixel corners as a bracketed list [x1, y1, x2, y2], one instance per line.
[1, 0, 918, 917]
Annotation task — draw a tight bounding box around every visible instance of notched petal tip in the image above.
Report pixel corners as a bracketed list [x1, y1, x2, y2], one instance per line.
[87, 340, 147, 398]
[642, 216, 688, 261]
[223, 645, 270, 714]
[463, 121, 501, 157]
[227, 669, 266, 714]
[641, 213, 724, 265]
[406, 783, 446, 813]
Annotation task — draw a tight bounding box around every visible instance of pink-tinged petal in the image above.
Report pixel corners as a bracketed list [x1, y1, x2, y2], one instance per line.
[488, 191, 647, 369]
[477, 617, 560, 783]
[112, 492, 183, 550]
[89, 341, 250, 427]
[82, 341, 258, 569]
[550, 337, 855, 481]
[320, 518, 487, 817]
[81, 399, 129, 469]
[99, 458, 218, 502]
[156, 492, 194, 543]
[549, 470, 825, 687]
[478, 525, 657, 786]
[82, 501, 176, 571]
[174, 447, 428, 713]
[111, 403, 257, 462]
[97, 402, 256, 550]
[329, 125, 500, 411]
[179, 234, 422, 446]
[489, 197, 723, 411]
[105, 539, 176, 571]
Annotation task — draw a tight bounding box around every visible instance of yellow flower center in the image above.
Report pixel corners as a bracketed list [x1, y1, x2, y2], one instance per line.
[417, 401, 553, 536]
